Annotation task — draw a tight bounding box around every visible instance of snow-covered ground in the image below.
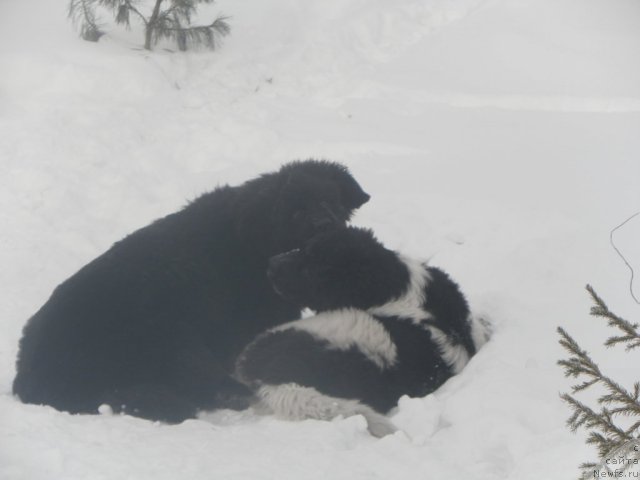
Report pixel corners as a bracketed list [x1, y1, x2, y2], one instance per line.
[2, 0, 640, 478]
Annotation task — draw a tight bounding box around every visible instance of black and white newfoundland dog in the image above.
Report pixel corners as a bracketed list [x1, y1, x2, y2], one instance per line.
[13, 160, 370, 423]
[235, 227, 490, 437]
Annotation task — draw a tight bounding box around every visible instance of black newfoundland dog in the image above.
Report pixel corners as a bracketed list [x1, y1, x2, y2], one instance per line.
[13, 160, 370, 423]
[235, 227, 490, 437]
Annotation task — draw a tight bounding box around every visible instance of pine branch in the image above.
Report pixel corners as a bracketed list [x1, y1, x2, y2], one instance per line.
[151, 14, 229, 51]
[161, 0, 197, 23]
[124, 1, 148, 25]
[600, 378, 640, 407]
[68, 0, 105, 41]
[561, 394, 631, 441]
[626, 420, 640, 435]
[586, 430, 620, 459]
[110, 1, 147, 28]
[96, 0, 126, 9]
[580, 462, 598, 469]
[557, 327, 601, 380]
[115, 5, 130, 26]
[587, 284, 640, 351]
[558, 286, 640, 479]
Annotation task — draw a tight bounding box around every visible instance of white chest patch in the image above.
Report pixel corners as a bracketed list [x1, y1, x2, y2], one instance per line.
[272, 309, 398, 369]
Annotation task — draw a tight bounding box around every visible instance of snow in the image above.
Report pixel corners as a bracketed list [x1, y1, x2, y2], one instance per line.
[1, 0, 640, 478]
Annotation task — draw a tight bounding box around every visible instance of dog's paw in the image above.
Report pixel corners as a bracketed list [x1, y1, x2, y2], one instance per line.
[362, 410, 397, 438]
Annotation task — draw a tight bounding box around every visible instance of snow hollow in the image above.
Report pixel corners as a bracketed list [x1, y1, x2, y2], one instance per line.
[1, 0, 640, 479]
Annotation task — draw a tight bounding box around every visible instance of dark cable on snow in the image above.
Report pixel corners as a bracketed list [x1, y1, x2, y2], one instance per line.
[610, 210, 640, 305]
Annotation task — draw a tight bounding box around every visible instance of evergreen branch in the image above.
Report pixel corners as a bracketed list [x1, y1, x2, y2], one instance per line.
[152, 15, 229, 51]
[95, 0, 146, 25]
[560, 394, 616, 435]
[121, 1, 148, 26]
[626, 420, 640, 435]
[115, 5, 130, 26]
[557, 327, 601, 379]
[580, 462, 599, 480]
[68, 0, 105, 41]
[588, 284, 640, 351]
[599, 378, 640, 409]
[606, 335, 640, 349]
[580, 462, 598, 469]
[571, 378, 600, 393]
[96, 0, 126, 9]
[161, 0, 197, 22]
[606, 404, 640, 417]
[558, 324, 640, 417]
[585, 431, 619, 459]
[209, 15, 230, 36]
[559, 286, 640, 479]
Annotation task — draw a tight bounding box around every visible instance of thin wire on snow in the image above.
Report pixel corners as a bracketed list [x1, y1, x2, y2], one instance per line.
[610, 210, 640, 305]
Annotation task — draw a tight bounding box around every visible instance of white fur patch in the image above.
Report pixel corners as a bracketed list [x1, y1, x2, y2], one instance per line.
[470, 315, 492, 350]
[422, 315, 492, 374]
[368, 255, 483, 374]
[256, 383, 397, 438]
[272, 309, 397, 369]
[422, 325, 470, 374]
[368, 255, 431, 320]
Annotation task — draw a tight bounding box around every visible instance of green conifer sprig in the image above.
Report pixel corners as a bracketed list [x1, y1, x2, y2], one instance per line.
[558, 285, 640, 479]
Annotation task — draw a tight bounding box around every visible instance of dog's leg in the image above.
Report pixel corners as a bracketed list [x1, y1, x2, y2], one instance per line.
[169, 344, 255, 411]
[256, 383, 397, 438]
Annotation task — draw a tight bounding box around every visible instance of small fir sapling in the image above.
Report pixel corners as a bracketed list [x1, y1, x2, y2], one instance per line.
[68, 0, 230, 51]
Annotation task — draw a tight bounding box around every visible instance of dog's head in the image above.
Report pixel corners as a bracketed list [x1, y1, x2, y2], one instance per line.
[235, 160, 370, 256]
[267, 227, 409, 311]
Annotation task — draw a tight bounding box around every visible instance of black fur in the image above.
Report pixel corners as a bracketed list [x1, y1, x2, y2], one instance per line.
[13, 160, 370, 422]
[267, 227, 409, 311]
[236, 227, 482, 415]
